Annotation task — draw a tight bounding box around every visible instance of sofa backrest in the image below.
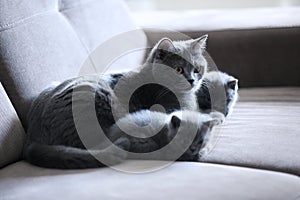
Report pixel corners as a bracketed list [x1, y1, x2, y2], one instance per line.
[0, 0, 147, 128]
[0, 83, 25, 168]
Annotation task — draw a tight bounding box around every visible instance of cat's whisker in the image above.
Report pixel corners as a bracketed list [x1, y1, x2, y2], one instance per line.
[154, 88, 170, 102]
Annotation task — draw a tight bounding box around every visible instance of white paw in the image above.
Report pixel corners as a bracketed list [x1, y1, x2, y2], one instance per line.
[209, 111, 225, 125]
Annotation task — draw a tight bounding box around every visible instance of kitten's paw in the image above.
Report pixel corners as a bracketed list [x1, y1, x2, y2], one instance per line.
[114, 137, 131, 151]
[199, 147, 209, 158]
[209, 111, 225, 125]
[102, 139, 130, 166]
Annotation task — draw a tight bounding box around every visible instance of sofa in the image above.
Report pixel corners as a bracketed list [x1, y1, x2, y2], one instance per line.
[0, 0, 300, 199]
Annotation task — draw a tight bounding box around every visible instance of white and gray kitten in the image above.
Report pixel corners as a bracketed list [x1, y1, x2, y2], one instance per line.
[196, 71, 238, 116]
[109, 110, 224, 161]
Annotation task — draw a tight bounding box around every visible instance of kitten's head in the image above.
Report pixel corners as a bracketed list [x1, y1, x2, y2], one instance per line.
[168, 110, 223, 161]
[198, 71, 238, 116]
[146, 35, 208, 87]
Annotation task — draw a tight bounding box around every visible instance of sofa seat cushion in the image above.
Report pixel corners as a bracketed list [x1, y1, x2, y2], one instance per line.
[0, 161, 299, 200]
[200, 87, 300, 176]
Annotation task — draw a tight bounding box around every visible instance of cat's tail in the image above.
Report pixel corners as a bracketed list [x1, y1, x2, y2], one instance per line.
[23, 138, 130, 169]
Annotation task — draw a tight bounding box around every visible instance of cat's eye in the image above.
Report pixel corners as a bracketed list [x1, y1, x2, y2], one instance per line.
[194, 67, 201, 73]
[176, 67, 184, 74]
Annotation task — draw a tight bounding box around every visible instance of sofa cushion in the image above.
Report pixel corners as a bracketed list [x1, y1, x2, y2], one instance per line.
[0, 0, 147, 128]
[0, 161, 299, 200]
[0, 83, 25, 168]
[200, 87, 300, 176]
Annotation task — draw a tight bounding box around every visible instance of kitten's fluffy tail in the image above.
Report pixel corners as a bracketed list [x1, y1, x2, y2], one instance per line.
[23, 139, 129, 169]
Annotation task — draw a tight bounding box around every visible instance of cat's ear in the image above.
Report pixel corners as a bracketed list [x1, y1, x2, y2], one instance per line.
[156, 38, 176, 51]
[170, 115, 181, 129]
[227, 79, 238, 90]
[193, 34, 208, 50]
[153, 38, 176, 61]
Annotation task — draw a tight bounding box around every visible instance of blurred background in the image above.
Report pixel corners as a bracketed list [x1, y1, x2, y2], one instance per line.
[124, 0, 300, 28]
[125, 0, 300, 11]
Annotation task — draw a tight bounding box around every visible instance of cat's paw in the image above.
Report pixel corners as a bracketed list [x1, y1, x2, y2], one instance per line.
[101, 139, 130, 166]
[209, 111, 225, 125]
[114, 137, 131, 151]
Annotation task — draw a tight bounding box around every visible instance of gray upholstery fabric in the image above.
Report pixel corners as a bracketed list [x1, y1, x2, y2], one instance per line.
[0, 0, 146, 128]
[0, 83, 25, 168]
[200, 87, 300, 176]
[0, 161, 299, 200]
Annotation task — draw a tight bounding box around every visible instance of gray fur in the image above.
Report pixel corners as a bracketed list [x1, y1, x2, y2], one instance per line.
[146, 35, 208, 88]
[23, 77, 130, 169]
[112, 63, 198, 117]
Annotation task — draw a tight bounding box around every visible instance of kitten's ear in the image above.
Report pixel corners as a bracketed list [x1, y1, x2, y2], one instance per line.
[193, 34, 208, 50]
[227, 79, 238, 90]
[153, 38, 175, 61]
[156, 38, 175, 51]
[170, 115, 181, 129]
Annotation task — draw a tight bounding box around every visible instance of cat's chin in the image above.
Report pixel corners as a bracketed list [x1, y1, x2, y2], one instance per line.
[191, 82, 197, 88]
[192, 81, 202, 92]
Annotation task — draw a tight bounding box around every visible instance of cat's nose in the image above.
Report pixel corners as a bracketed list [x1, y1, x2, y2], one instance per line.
[188, 79, 194, 85]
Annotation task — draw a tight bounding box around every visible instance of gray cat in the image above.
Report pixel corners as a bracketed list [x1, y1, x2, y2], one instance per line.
[23, 35, 209, 169]
[110, 35, 208, 114]
[196, 71, 238, 116]
[108, 110, 224, 161]
[23, 78, 130, 169]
